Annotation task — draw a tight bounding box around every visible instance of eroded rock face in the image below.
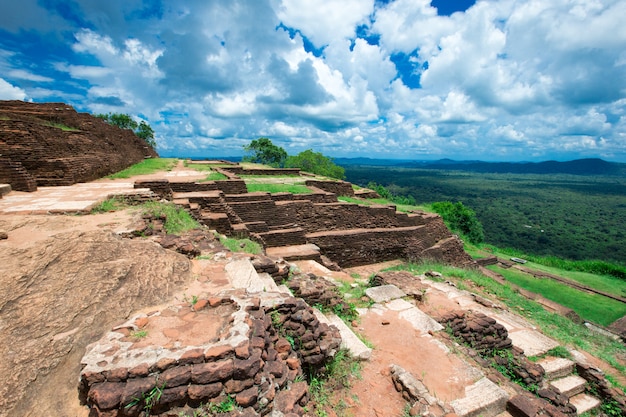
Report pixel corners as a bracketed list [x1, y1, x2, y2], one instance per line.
[0, 230, 193, 417]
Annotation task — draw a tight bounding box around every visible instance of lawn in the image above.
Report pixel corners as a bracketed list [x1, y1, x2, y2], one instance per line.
[107, 158, 178, 178]
[246, 183, 312, 194]
[490, 265, 626, 326]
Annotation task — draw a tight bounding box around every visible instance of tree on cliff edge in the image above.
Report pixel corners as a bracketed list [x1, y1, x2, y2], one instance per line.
[242, 137, 287, 167]
[96, 113, 156, 149]
[285, 149, 345, 179]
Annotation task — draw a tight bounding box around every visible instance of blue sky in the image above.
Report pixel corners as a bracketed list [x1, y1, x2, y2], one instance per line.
[1, 0, 626, 162]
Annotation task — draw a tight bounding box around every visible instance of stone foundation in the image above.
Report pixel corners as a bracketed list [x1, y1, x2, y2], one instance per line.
[79, 294, 341, 416]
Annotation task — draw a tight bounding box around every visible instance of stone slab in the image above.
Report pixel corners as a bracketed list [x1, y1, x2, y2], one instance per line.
[226, 258, 265, 293]
[365, 284, 406, 303]
[569, 393, 601, 414]
[385, 298, 414, 312]
[0, 183, 11, 196]
[265, 244, 321, 261]
[398, 307, 444, 334]
[450, 377, 509, 417]
[537, 357, 575, 381]
[549, 375, 587, 398]
[507, 329, 559, 357]
[313, 309, 371, 361]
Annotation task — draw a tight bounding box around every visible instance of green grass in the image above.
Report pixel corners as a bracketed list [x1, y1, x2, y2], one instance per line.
[489, 265, 626, 326]
[308, 349, 362, 417]
[201, 172, 228, 181]
[482, 244, 626, 281]
[90, 197, 127, 213]
[140, 202, 200, 234]
[388, 261, 626, 386]
[466, 243, 626, 296]
[246, 183, 312, 194]
[218, 235, 262, 254]
[107, 158, 178, 179]
[43, 121, 80, 131]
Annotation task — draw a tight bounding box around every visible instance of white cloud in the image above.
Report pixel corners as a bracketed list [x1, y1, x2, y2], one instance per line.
[1, 0, 626, 161]
[0, 78, 27, 100]
[276, 0, 374, 46]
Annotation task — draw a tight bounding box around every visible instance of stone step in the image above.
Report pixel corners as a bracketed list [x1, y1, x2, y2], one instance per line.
[225, 258, 281, 294]
[537, 357, 575, 381]
[266, 243, 321, 262]
[0, 183, 11, 197]
[450, 377, 509, 417]
[312, 309, 372, 361]
[549, 375, 587, 398]
[570, 393, 601, 415]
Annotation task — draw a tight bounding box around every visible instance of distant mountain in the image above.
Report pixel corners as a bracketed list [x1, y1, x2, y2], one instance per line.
[336, 157, 626, 176]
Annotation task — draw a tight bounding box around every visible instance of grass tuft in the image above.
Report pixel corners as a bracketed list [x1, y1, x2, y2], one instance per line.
[140, 202, 199, 234]
[218, 235, 262, 254]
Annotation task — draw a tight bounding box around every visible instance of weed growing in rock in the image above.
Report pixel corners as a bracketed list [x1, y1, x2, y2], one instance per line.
[130, 329, 148, 339]
[126, 382, 165, 414]
[90, 197, 127, 213]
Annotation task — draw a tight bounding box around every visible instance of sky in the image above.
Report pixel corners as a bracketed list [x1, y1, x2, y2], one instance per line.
[1, 0, 626, 162]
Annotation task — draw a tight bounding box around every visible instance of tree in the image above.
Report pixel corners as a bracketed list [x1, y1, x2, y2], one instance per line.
[242, 137, 287, 167]
[431, 201, 484, 244]
[135, 121, 156, 148]
[285, 149, 345, 179]
[96, 113, 156, 148]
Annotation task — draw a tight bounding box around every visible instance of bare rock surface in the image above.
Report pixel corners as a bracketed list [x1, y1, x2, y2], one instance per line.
[0, 218, 193, 417]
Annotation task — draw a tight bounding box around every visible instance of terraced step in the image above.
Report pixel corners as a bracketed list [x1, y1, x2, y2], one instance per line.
[570, 393, 601, 415]
[266, 243, 322, 262]
[549, 375, 587, 398]
[538, 357, 575, 381]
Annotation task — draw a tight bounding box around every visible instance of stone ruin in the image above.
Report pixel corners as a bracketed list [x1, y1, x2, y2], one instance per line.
[79, 294, 341, 416]
[0, 100, 158, 191]
[134, 165, 474, 270]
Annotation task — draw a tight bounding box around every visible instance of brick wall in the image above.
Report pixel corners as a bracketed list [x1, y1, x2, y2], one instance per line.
[79, 295, 341, 417]
[0, 101, 158, 189]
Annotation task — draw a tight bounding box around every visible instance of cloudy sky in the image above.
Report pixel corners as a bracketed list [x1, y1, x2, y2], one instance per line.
[1, 0, 626, 162]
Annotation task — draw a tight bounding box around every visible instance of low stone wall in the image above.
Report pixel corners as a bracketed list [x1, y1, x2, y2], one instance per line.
[135, 180, 173, 199]
[170, 181, 219, 193]
[222, 167, 301, 176]
[79, 294, 341, 416]
[304, 180, 354, 197]
[306, 220, 471, 268]
[255, 228, 307, 248]
[135, 180, 248, 200]
[439, 310, 512, 352]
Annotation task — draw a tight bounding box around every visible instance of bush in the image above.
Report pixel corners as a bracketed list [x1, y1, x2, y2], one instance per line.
[431, 201, 484, 244]
[285, 149, 345, 179]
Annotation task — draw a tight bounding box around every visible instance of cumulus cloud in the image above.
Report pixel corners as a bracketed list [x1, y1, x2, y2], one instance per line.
[0, 78, 27, 100]
[0, 0, 625, 161]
